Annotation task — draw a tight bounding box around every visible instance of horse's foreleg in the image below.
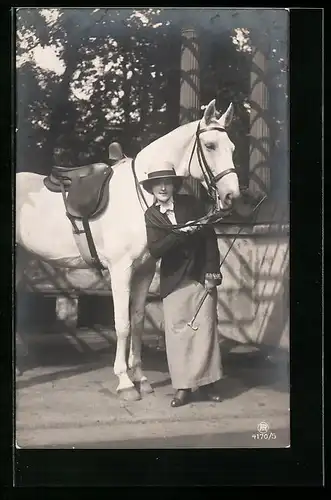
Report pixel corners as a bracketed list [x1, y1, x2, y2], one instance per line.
[128, 259, 156, 395]
[110, 265, 141, 401]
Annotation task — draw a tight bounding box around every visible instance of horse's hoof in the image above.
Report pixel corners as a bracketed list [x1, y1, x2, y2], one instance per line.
[117, 387, 141, 401]
[139, 380, 154, 395]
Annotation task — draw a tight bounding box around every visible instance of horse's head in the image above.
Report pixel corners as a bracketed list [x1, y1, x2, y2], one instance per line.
[178, 99, 240, 210]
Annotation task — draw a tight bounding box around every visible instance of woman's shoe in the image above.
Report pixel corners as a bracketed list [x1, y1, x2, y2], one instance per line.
[170, 389, 191, 407]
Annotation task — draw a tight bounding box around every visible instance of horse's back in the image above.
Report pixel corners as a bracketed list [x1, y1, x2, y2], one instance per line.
[15, 171, 79, 258]
[16, 171, 45, 199]
[16, 172, 46, 227]
[15, 165, 152, 265]
[16, 171, 64, 221]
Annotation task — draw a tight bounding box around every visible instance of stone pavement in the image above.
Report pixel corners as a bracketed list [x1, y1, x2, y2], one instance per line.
[15, 328, 290, 449]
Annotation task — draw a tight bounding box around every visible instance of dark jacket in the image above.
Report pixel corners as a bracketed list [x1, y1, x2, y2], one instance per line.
[145, 194, 221, 299]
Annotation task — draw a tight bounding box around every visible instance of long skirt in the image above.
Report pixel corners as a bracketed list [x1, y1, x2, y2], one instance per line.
[162, 279, 222, 390]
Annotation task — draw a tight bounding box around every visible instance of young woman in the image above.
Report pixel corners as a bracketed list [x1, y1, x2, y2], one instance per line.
[141, 162, 224, 407]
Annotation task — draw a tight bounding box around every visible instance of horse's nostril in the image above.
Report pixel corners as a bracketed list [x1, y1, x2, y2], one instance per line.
[224, 193, 233, 207]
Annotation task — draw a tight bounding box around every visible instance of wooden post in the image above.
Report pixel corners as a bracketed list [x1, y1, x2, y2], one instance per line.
[179, 27, 201, 198]
[55, 295, 78, 329]
[179, 28, 200, 124]
[249, 44, 271, 198]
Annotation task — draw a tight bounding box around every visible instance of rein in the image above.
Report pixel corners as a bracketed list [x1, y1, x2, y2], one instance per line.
[131, 133, 266, 267]
[218, 195, 266, 267]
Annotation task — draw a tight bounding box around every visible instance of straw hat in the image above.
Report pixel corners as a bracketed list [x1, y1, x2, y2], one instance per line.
[140, 162, 183, 194]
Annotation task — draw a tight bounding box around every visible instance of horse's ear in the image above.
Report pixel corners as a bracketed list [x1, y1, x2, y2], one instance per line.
[201, 99, 217, 126]
[218, 102, 234, 128]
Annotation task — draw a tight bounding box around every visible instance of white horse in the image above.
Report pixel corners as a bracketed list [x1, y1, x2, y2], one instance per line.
[15, 99, 240, 401]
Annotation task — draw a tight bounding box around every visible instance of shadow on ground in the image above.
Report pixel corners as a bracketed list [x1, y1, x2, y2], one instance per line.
[16, 323, 289, 400]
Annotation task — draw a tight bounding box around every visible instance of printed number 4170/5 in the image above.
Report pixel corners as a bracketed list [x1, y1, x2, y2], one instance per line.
[252, 433, 276, 440]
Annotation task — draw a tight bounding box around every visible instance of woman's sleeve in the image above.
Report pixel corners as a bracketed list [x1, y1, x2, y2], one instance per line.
[203, 226, 222, 278]
[145, 213, 187, 259]
[192, 197, 222, 278]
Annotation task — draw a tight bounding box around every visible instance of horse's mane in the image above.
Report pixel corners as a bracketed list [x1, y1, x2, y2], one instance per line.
[135, 120, 199, 171]
[111, 158, 130, 169]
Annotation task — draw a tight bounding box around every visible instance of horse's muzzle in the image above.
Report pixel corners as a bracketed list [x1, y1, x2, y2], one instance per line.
[223, 192, 235, 209]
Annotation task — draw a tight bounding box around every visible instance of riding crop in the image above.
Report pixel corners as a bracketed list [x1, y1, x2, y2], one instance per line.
[187, 195, 266, 331]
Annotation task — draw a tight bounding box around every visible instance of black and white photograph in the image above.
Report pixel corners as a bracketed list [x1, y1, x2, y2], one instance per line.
[15, 7, 290, 449]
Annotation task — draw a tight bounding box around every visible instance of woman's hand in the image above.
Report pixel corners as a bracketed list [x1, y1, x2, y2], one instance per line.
[204, 272, 223, 292]
[178, 220, 200, 234]
[204, 278, 217, 293]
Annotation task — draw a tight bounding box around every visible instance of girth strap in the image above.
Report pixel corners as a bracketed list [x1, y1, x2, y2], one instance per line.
[59, 181, 106, 275]
[82, 218, 106, 273]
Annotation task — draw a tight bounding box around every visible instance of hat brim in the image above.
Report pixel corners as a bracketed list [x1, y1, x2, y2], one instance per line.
[140, 176, 183, 194]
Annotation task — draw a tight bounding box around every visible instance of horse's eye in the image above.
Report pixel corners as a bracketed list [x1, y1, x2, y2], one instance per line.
[205, 143, 216, 151]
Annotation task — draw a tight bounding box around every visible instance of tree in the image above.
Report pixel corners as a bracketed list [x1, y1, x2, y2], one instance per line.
[16, 7, 287, 189]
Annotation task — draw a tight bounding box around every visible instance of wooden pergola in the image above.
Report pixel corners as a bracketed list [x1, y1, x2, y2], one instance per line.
[178, 25, 271, 200]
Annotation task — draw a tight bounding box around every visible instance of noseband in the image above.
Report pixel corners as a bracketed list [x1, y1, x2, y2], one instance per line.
[189, 122, 236, 205]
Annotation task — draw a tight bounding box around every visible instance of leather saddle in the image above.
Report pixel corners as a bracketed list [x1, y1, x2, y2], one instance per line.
[44, 162, 113, 219]
[43, 142, 125, 219]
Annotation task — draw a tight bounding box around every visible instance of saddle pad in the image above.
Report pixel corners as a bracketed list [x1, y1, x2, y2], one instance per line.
[43, 174, 71, 193]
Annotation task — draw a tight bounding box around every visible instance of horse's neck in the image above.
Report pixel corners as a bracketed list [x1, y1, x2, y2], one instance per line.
[134, 121, 199, 179]
[108, 121, 199, 215]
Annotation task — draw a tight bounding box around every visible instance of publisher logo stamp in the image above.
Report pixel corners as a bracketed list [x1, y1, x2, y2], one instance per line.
[257, 421, 269, 433]
[252, 421, 276, 441]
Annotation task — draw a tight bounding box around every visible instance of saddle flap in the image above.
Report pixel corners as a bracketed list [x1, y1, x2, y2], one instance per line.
[44, 163, 113, 219]
[66, 168, 113, 219]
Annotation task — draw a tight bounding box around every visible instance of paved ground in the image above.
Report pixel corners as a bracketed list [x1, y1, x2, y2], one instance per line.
[15, 327, 290, 449]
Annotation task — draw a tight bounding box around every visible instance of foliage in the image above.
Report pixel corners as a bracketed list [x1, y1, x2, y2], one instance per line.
[16, 7, 287, 189]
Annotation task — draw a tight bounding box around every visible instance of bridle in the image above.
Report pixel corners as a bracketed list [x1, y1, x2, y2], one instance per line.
[132, 120, 238, 230]
[188, 122, 236, 209]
